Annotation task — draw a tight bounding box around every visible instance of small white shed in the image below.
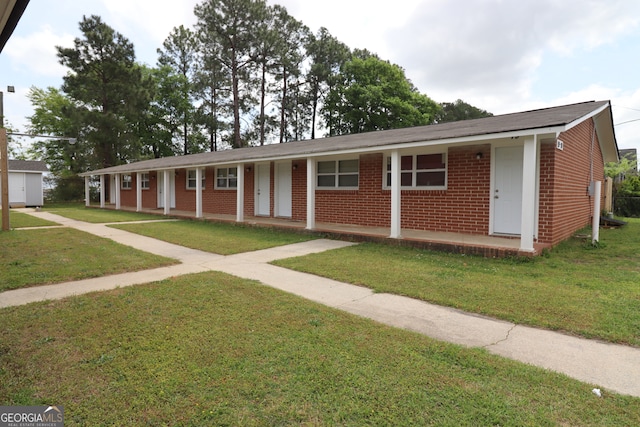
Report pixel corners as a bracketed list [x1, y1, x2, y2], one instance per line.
[0, 160, 48, 207]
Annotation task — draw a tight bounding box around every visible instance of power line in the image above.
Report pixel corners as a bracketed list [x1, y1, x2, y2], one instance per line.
[615, 117, 640, 126]
[613, 104, 640, 113]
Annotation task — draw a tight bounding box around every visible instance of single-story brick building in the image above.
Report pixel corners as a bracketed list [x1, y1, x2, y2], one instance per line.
[81, 101, 618, 256]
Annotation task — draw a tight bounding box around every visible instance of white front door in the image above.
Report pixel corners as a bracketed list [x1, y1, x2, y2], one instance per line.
[493, 146, 523, 235]
[110, 175, 116, 204]
[255, 164, 270, 216]
[275, 162, 292, 218]
[157, 171, 176, 208]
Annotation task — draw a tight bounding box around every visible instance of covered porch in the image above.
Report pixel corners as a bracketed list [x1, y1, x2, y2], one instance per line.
[93, 204, 547, 257]
[84, 139, 545, 258]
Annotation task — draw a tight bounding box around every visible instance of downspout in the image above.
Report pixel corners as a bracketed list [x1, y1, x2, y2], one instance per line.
[590, 119, 600, 244]
[590, 119, 595, 183]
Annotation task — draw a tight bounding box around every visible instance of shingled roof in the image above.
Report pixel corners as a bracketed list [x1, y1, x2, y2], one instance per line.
[6, 159, 48, 172]
[82, 100, 616, 176]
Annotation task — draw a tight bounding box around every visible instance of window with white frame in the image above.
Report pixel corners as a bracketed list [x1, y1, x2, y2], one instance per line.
[215, 167, 238, 189]
[121, 174, 132, 190]
[317, 159, 359, 188]
[187, 169, 206, 190]
[386, 153, 447, 188]
[141, 173, 150, 189]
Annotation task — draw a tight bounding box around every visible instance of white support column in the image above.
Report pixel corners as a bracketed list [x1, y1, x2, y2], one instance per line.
[520, 136, 538, 252]
[84, 176, 91, 207]
[236, 164, 244, 222]
[306, 158, 316, 230]
[136, 172, 142, 212]
[164, 170, 171, 215]
[389, 150, 402, 238]
[100, 175, 105, 208]
[196, 168, 203, 218]
[114, 174, 121, 210]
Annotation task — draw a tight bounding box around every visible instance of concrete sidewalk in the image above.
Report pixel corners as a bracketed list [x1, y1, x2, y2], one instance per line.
[3, 210, 640, 398]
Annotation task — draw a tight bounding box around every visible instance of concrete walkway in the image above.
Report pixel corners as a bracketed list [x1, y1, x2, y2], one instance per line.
[3, 210, 640, 398]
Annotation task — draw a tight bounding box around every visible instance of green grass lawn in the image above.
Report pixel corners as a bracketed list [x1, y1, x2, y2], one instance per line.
[0, 210, 59, 228]
[45, 203, 164, 223]
[0, 228, 177, 291]
[111, 220, 316, 255]
[274, 219, 640, 347]
[1, 272, 638, 426]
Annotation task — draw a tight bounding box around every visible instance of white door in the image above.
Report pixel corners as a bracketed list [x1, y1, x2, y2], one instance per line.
[157, 171, 176, 208]
[25, 173, 44, 206]
[255, 164, 271, 216]
[493, 146, 523, 235]
[9, 173, 26, 206]
[110, 175, 116, 203]
[275, 162, 292, 218]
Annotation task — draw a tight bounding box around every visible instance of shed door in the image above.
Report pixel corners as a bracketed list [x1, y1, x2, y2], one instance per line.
[493, 146, 523, 235]
[25, 173, 44, 206]
[9, 173, 26, 206]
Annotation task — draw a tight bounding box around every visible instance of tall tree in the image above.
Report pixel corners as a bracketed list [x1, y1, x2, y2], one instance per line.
[435, 99, 493, 123]
[157, 25, 198, 154]
[27, 87, 83, 172]
[192, 39, 231, 152]
[252, 5, 279, 146]
[57, 15, 151, 169]
[305, 27, 350, 139]
[194, 0, 268, 148]
[27, 86, 88, 200]
[136, 65, 182, 158]
[323, 55, 441, 135]
[269, 5, 309, 143]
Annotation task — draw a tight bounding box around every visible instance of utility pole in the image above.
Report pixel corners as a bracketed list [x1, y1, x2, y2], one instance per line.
[1, 86, 15, 231]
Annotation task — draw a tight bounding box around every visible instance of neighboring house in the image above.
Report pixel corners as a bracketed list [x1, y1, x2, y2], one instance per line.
[81, 101, 618, 256]
[0, 160, 48, 207]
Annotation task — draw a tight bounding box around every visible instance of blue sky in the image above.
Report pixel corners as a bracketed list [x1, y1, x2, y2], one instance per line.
[2, 0, 640, 153]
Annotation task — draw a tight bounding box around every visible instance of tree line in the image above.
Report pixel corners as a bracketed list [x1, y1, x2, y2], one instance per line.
[23, 0, 491, 200]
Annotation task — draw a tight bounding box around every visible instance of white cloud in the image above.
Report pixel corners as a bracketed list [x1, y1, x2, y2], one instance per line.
[272, 0, 422, 58]
[100, 0, 200, 65]
[3, 25, 74, 77]
[389, 0, 640, 114]
[101, 0, 199, 42]
[543, 1, 640, 54]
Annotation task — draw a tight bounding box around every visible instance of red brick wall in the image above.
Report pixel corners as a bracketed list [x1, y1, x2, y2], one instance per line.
[117, 168, 255, 216]
[199, 166, 253, 216]
[537, 143, 555, 243]
[119, 175, 135, 206]
[291, 160, 307, 221]
[314, 153, 390, 226]
[539, 119, 605, 245]
[304, 146, 492, 234]
[164, 166, 255, 216]
[117, 171, 157, 208]
[402, 145, 491, 233]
